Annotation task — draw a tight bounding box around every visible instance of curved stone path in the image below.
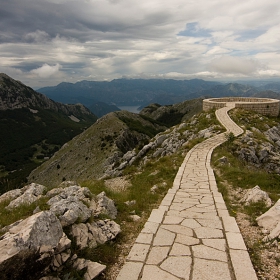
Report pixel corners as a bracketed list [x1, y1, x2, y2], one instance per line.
[117, 104, 258, 280]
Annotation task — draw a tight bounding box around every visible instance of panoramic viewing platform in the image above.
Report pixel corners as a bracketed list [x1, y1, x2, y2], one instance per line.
[203, 97, 280, 117]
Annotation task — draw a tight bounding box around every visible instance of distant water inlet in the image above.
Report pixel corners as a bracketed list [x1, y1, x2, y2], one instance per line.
[118, 105, 141, 114]
[203, 97, 280, 117]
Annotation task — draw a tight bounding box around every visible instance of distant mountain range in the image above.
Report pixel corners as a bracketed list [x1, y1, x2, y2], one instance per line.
[0, 73, 97, 192]
[37, 79, 221, 108]
[38, 79, 280, 112]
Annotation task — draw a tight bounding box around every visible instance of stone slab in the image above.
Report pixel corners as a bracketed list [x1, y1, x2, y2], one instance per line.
[226, 232, 247, 250]
[141, 265, 180, 280]
[230, 249, 258, 280]
[116, 262, 143, 280]
[192, 258, 232, 280]
[160, 256, 192, 278]
[126, 244, 150, 262]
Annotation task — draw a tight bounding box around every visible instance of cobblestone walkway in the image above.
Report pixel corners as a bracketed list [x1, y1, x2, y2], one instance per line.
[117, 104, 258, 280]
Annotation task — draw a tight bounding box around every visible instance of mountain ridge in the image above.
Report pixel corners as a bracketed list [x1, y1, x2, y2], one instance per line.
[0, 73, 97, 191]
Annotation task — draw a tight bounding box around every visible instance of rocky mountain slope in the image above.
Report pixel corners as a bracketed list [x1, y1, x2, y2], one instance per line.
[28, 111, 166, 187]
[0, 74, 97, 192]
[139, 98, 203, 127]
[27, 97, 206, 188]
[0, 73, 95, 117]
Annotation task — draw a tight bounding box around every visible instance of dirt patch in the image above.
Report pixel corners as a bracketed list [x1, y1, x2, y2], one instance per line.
[104, 176, 131, 192]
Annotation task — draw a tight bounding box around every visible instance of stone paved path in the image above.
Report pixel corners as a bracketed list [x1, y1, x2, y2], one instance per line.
[117, 104, 258, 280]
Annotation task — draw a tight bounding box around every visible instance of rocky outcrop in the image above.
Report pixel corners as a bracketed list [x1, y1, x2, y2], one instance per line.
[95, 191, 118, 219]
[115, 120, 222, 172]
[234, 127, 280, 174]
[0, 73, 94, 118]
[0, 182, 121, 280]
[0, 211, 63, 280]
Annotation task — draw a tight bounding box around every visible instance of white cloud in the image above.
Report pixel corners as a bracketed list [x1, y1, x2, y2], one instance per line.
[30, 63, 61, 78]
[209, 56, 260, 75]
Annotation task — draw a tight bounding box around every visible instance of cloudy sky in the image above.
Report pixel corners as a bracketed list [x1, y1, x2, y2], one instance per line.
[1, 0, 280, 88]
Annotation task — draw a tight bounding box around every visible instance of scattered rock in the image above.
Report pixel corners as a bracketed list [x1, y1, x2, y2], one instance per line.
[151, 185, 159, 193]
[129, 215, 141, 222]
[241, 185, 272, 207]
[124, 200, 136, 206]
[218, 156, 228, 165]
[73, 258, 106, 280]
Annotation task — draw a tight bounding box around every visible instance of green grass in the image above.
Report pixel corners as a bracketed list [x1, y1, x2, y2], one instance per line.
[0, 196, 50, 231]
[0, 108, 96, 193]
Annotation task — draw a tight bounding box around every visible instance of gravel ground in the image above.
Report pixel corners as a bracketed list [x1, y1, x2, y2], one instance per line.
[227, 183, 280, 280]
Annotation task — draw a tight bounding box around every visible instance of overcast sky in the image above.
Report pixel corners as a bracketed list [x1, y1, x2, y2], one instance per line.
[1, 0, 280, 88]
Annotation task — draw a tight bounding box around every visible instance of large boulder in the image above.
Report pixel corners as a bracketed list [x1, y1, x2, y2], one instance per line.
[241, 185, 272, 207]
[257, 199, 280, 240]
[0, 211, 63, 280]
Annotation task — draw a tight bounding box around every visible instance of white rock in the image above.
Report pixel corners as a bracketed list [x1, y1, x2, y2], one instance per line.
[241, 185, 272, 207]
[95, 191, 117, 219]
[130, 215, 141, 222]
[71, 220, 121, 250]
[0, 211, 63, 277]
[48, 196, 92, 227]
[6, 183, 46, 209]
[257, 199, 280, 232]
[0, 189, 22, 204]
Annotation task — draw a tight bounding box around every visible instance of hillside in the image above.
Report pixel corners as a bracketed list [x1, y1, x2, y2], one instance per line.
[139, 98, 203, 127]
[0, 74, 97, 192]
[28, 111, 167, 187]
[27, 97, 206, 187]
[1, 103, 280, 279]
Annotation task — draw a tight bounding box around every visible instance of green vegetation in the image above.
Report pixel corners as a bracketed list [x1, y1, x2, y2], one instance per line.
[79, 153, 183, 278]
[212, 109, 280, 273]
[155, 108, 185, 127]
[0, 108, 96, 193]
[0, 196, 49, 230]
[118, 115, 164, 138]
